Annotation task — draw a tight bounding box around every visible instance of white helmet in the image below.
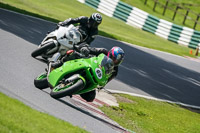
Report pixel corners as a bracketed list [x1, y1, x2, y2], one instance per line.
[88, 13, 102, 28]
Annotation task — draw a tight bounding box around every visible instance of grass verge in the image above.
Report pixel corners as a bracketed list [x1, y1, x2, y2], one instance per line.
[100, 94, 200, 133]
[0, 0, 198, 57]
[0, 92, 88, 133]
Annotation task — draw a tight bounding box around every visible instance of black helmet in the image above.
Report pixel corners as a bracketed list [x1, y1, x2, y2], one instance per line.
[88, 13, 102, 28]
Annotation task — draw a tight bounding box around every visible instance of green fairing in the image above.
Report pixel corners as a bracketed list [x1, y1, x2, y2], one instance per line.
[48, 54, 111, 95]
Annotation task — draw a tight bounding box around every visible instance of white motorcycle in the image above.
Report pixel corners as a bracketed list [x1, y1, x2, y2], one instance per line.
[31, 24, 82, 59]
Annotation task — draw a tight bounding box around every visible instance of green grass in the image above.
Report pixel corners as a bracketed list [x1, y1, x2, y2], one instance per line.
[0, 0, 199, 57]
[0, 92, 88, 133]
[100, 94, 200, 133]
[121, 0, 200, 30]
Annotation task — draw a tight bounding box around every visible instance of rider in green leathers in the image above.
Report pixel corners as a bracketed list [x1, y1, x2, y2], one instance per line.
[51, 44, 125, 102]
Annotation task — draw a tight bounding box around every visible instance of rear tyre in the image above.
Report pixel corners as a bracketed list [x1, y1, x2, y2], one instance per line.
[31, 41, 56, 58]
[50, 79, 84, 99]
[34, 73, 48, 89]
[80, 90, 96, 102]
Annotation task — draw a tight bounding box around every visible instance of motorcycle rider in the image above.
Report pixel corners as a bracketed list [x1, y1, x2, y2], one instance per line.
[79, 45, 124, 102]
[31, 13, 102, 59]
[58, 13, 102, 45]
[77, 44, 124, 83]
[51, 45, 125, 102]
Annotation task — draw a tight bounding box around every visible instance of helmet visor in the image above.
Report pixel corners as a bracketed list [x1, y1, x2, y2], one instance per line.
[108, 52, 124, 66]
[114, 54, 124, 66]
[89, 19, 100, 28]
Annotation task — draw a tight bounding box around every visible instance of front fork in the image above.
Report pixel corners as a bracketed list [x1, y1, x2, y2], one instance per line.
[46, 52, 62, 79]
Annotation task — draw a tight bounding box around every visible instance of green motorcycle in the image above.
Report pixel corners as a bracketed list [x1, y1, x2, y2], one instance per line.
[34, 51, 114, 101]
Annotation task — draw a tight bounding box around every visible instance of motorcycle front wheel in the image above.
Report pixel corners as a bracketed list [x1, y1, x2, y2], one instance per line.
[50, 78, 84, 99]
[31, 41, 56, 58]
[80, 90, 96, 102]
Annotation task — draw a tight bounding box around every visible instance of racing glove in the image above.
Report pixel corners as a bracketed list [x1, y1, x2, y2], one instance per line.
[58, 22, 65, 26]
[80, 47, 90, 56]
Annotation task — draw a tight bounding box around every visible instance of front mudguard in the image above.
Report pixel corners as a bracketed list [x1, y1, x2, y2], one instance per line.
[41, 30, 57, 45]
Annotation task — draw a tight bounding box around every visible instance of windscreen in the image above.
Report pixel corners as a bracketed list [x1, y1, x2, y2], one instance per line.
[67, 26, 82, 44]
[101, 56, 114, 74]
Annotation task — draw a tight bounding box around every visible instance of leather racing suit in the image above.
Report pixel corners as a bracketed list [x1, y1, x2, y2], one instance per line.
[59, 16, 98, 45]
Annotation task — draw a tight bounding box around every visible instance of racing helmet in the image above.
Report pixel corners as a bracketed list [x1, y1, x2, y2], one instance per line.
[88, 13, 102, 28]
[107, 47, 125, 66]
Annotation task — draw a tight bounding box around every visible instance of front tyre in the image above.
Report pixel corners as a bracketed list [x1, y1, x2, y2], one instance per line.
[31, 41, 56, 58]
[34, 73, 48, 89]
[80, 90, 96, 102]
[50, 78, 84, 99]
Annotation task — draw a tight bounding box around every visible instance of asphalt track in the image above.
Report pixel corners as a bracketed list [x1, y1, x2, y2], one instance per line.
[1, 8, 200, 132]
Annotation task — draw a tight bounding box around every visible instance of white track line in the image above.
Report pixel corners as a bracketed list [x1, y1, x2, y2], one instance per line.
[106, 89, 200, 110]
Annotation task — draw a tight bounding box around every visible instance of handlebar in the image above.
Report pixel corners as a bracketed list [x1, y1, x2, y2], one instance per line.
[73, 51, 86, 58]
[73, 50, 94, 59]
[73, 44, 95, 58]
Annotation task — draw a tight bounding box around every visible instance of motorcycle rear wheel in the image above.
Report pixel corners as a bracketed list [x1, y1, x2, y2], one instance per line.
[50, 79, 84, 99]
[31, 41, 56, 58]
[34, 73, 48, 89]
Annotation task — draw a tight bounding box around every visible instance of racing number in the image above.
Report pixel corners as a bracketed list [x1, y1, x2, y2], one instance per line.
[95, 68, 102, 79]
